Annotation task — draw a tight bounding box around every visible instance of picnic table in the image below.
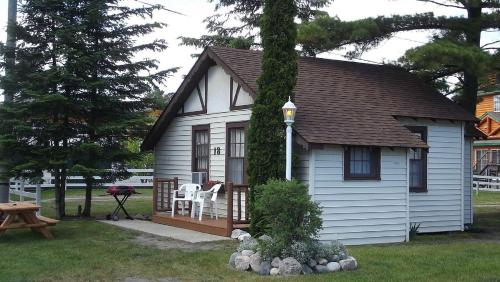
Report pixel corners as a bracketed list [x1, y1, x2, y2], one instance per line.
[0, 202, 58, 239]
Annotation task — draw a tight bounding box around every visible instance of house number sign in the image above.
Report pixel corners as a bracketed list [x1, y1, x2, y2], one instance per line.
[213, 147, 221, 155]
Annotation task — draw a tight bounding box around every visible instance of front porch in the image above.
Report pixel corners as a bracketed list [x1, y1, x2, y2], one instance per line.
[152, 178, 250, 237]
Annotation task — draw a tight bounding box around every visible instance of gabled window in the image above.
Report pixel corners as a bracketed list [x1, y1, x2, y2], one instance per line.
[407, 126, 427, 193]
[344, 147, 381, 180]
[192, 125, 210, 177]
[494, 95, 500, 112]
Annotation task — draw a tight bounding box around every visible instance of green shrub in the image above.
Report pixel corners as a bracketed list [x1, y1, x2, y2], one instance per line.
[237, 237, 258, 252]
[315, 240, 348, 261]
[252, 179, 322, 258]
[281, 240, 317, 264]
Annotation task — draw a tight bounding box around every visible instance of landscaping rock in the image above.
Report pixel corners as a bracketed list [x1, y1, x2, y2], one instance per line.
[241, 250, 255, 257]
[271, 257, 281, 268]
[228, 252, 239, 268]
[326, 262, 341, 272]
[259, 234, 272, 242]
[270, 268, 280, 276]
[249, 253, 262, 273]
[317, 258, 328, 265]
[328, 255, 340, 262]
[314, 265, 329, 274]
[339, 256, 358, 271]
[237, 237, 257, 252]
[278, 257, 302, 276]
[307, 258, 317, 268]
[231, 229, 248, 239]
[259, 261, 271, 276]
[339, 252, 348, 260]
[302, 264, 313, 275]
[235, 255, 251, 271]
[238, 233, 252, 241]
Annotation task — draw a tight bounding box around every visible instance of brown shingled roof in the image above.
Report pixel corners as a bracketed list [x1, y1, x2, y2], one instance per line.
[142, 47, 475, 150]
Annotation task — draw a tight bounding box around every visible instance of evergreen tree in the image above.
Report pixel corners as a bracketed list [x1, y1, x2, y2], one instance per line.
[0, 0, 78, 218]
[70, 0, 173, 217]
[179, 0, 331, 50]
[248, 0, 298, 234]
[297, 0, 500, 114]
[0, 0, 173, 218]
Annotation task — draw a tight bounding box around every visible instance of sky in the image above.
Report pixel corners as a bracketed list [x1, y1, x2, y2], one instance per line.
[0, 0, 498, 98]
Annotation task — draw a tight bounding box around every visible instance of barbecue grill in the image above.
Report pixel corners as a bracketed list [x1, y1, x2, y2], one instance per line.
[106, 185, 138, 221]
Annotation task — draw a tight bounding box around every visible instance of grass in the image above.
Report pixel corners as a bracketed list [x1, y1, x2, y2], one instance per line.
[474, 190, 500, 205]
[1, 190, 500, 281]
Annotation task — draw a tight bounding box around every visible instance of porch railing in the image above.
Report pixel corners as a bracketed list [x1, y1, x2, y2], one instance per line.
[153, 177, 178, 214]
[226, 182, 250, 235]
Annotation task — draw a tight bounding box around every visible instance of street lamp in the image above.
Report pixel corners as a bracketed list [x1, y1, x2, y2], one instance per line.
[282, 97, 297, 180]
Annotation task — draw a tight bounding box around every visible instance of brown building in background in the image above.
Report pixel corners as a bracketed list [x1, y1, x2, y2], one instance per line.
[474, 74, 500, 174]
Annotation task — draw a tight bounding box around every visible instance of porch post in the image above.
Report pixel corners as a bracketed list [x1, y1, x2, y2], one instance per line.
[226, 182, 233, 236]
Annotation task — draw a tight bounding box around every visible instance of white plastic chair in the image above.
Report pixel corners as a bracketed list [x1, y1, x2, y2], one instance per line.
[171, 183, 201, 217]
[191, 183, 223, 221]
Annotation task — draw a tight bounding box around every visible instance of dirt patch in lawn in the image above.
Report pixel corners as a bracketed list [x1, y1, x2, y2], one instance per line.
[132, 233, 235, 251]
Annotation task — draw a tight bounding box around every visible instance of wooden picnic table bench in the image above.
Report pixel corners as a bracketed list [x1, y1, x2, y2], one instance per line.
[0, 202, 57, 239]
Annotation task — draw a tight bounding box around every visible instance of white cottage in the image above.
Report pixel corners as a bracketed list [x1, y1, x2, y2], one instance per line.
[142, 47, 477, 245]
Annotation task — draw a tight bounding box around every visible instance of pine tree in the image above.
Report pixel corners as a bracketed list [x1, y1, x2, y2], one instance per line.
[297, 0, 500, 114]
[179, 0, 331, 50]
[247, 0, 298, 234]
[0, 0, 77, 218]
[69, 0, 174, 217]
[0, 0, 173, 218]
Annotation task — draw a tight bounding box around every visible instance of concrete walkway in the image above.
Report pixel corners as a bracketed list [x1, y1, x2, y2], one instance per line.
[99, 219, 230, 243]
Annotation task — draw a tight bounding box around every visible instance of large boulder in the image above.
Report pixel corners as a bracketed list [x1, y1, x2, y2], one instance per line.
[228, 252, 239, 268]
[271, 257, 281, 268]
[270, 268, 280, 276]
[314, 265, 329, 274]
[259, 261, 271, 276]
[235, 255, 251, 271]
[307, 258, 317, 268]
[249, 253, 262, 273]
[231, 229, 247, 239]
[238, 233, 252, 241]
[301, 264, 313, 275]
[278, 257, 302, 276]
[241, 250, 255, 257]
[339, 256, 358, 271]
[328, 255, 340, 262]
[317, 258, 328, 265]
[326, 262, 341, 272]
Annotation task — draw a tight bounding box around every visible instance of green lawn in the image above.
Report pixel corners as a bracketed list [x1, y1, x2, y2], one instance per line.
[474, 190, 500, 205]
[1, 190, 500, 281]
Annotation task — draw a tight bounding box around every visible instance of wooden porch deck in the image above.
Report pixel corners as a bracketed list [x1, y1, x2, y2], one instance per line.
[152, 213, 249, 237]
[152, 178, 250, 237]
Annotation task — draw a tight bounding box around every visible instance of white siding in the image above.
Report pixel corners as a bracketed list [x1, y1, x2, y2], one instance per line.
[464, 137, 473, 224]
[294, 145, 309, 186]
[401, 118, 465, 233]
[312, 146, 408, 245]
[207, 66, 231, 114]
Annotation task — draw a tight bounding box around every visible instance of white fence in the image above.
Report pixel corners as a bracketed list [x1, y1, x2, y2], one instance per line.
[473, 175, 500, 194]
[8, 169, 153, 215]
[9, 169, 154, 190]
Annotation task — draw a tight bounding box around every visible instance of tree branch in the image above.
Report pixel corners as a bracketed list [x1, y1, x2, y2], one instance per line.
[482, 40, 500, 48]
[416, 0, 465, 9]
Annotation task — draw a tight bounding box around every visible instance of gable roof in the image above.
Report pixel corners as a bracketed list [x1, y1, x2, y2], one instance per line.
[142, 47, 476, 151]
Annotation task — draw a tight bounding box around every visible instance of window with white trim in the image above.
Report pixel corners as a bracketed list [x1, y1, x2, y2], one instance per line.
[494, 95, 500, 112]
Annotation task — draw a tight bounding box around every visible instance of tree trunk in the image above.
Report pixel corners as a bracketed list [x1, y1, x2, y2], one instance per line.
[82, 178, 93, 217]
[54, 169, 65, 219]
[460, 3, 482, 114]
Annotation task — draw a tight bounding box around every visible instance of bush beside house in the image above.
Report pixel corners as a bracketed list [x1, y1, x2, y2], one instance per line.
[229, 180, 358, 276]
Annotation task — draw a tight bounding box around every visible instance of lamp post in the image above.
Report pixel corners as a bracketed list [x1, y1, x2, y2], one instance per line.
[282, 97, 297, 181]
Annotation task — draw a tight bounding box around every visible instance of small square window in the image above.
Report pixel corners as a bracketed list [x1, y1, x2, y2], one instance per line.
[494, 95, 500, 112]
[344, 147, 381, 180]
